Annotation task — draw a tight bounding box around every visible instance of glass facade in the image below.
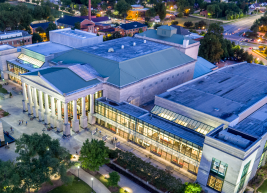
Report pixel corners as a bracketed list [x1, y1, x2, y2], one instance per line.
[151, 106, 215, 135]
[238, 161, 251, 192]
[8, 74, 22, 85]
[95, 100, 202, 174]
[7, 61, 29, 75]
[207, 158, 228, 192]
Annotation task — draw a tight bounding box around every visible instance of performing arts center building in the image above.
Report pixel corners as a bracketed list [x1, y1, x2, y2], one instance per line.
[20, 36, 267, 193]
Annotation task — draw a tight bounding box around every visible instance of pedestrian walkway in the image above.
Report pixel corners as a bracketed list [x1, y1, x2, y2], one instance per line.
[69, 167, 111, 193]
[0, 93, 151, 193]
[99, 165, 150, 193]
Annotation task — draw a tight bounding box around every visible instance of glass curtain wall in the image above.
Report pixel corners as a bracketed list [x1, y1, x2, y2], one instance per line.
[7, 61, 29, 75]
[95, 100, 202, 174]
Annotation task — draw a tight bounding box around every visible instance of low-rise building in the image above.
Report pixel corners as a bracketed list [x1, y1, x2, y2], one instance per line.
[30, 22, 51, 41]
[1, 29, 103, 86]
[0, 30, 32, 47]
[115, 22, 147, 36]
[135, 25, 200, 59]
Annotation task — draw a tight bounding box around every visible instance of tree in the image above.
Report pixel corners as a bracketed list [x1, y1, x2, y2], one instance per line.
[155, 2, 166, 21]
[48, 15, 55, 22]
[115, 0, 131, 17]
[32, 33, 43, 43]
[60, 6, 65, 11]
[0, 160, 24, 193]
[72, 22, 81, 30]
[33, 6, 44, 20]
[80, 6, 88, 16]
[259, 61, 264, 65]
[171, 20, 179, 25]
[46, 22, 57, 40]
[154, 23, 162, 29]
[36, 26, 45, 33]
[15, 133, 74, 192]
[208, 23, 224, 38]
[198, 33, 224, 63]
[177, 12, 183, 18]
[139, 28, 143, 33]
[79, 139, 110, 172]
[42, 5, 51, 19]
[184, 182, 202, 193]
[184, 21, 193, 28]
[108, 171, 120, 187]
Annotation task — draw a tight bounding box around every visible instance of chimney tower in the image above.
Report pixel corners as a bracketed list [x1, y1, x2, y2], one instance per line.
[88, 0, 91, 21]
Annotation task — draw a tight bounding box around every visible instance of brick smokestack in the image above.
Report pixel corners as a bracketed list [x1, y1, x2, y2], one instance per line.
[88, 0, 91, 21]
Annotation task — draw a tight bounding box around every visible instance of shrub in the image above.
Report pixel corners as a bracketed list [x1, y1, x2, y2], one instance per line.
[0, 84, 2, 88]
[3, 112, 9, 116]
[0, 88, 8, 94]
[178, 12, 183, 18]
[108, 149, 120, 159]
[108, 171, 120, 187]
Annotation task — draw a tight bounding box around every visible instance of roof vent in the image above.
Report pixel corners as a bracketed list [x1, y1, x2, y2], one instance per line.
[133, 42, 136, 46]
[121, 45, 124, 49]
[108, 48, 114, 52]
[134, 25, 137, 27]
[214, 108, 220, 112]
[144, 40, 146, 43]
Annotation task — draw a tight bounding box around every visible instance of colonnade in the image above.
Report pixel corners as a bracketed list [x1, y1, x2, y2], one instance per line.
[22, 82, 96, 136]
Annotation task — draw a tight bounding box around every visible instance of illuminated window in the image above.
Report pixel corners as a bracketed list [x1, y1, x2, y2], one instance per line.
[18, 54, 44, 68]
[207, 175, 224, 192]
[210, 158, 228, 177]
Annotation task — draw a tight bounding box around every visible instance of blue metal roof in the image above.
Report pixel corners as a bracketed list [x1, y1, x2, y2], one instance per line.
[30, 22, 51, 30]
[56, 15, 85, 26]
[119, 22, 147, 30]
[193, 57, 216, 79]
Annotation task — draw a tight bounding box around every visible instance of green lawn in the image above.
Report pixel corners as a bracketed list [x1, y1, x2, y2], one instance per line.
[49, 177, 95, 193]
[258, 179, 267, 193]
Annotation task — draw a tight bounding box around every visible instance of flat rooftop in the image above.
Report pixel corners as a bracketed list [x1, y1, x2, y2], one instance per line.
[234, 104, 267, 138]
[78, 37, 170, 62]
[158, 63, 267, 122]
[52, 29, 98, 39]
[97, 97, 205, 146]
[137, 30, 197, 45]
[22, 42, 72, 56]
[0, 45, 15, 51]
[97, 97, 148, 118]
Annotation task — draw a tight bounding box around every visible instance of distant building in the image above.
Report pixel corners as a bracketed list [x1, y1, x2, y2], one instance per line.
[30, 22, 51, 41]
[0, 28, 103, 86]
[200, 10, 208, 17]
[0, 30, 32, 47]
[126, 5, 149, 20]
[115, 22, 147, 36]
[170, 25, 191, 35]
[135, 25, 200, 59]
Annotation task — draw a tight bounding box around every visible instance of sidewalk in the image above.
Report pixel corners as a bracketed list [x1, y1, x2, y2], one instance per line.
[69, 167, 111, 193]
[99, 165, 150, 193]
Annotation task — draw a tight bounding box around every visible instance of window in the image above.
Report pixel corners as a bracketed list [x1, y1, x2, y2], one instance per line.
[210, 158, 228, 178]
[258, 152, 266, 169]
[238, 161, 251, 192]
[207, 175, 224, 192]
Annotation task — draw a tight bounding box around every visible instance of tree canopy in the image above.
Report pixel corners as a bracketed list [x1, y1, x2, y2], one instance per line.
[115, 0, 131, 17]
[108, 171, 120, 187]
[46, 22, 57, 40]
[32, 33, 43, 44]
[79, 139, 110, 172]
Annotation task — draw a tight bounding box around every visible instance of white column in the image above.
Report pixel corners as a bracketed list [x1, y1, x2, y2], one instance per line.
[88, 94, 96, 124]
[38, 90, 44, 121]
[80, 96, 88, 128]
[44, 93, 50, 124]
[50, 96, 56, 127]
[72, 100, 79, 133]
[57, 100, 63, 132]
[32, 87, 39, 118]
[63, 102, 70, 136]
[22, 82, 28, 112]
[27, 85, 33, 115]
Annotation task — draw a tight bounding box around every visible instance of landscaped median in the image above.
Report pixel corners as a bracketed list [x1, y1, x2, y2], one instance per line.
[253, 49, 267, 60]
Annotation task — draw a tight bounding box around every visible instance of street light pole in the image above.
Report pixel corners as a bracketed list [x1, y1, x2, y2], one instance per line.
[91, 177, 94, 193]
[78, 166, 80, 180]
